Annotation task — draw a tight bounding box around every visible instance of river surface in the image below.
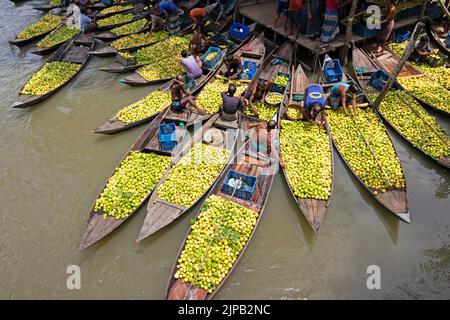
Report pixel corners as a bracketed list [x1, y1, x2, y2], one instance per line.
[1, 0, 449, 300]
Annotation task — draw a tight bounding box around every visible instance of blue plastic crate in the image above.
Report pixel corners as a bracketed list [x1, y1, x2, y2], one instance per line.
[158, 123, 177, 151]
[369, 70, 389, 90]
[229, 23, 250, 42]
[200, 46, 222, 69]
[222, 170, 257, 200]
[323, 59, 343, 84]
[240, 60, 257, 80]
[445, 33, 450, 49]
[426, 2, 442, 16]
[394, 29, 410, 43]
[354, 22, 378, 38]
[271, 71, 290, 94]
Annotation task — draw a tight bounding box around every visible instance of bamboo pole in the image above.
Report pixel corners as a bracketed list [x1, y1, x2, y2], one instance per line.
[373, 22, 425, 109]
[420, 0, 428, 19]
[437, 0, 450, 20]
[340, 0, 358, 66]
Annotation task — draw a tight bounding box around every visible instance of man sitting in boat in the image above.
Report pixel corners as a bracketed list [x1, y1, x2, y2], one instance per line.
[170, 76, 205, 114]
[412, 34, 433, 63]
[327, 82, 358, 116]
[180, 50, 203, 79]
[158, 0, 182, 36]
[303, 83, 326, 128]
[189, 29, 212, 55]
[219, 84, 246, 121]
[247, 120, 285, 169]
[190, 7, 208, 32]
[247, 79, 273, 117]
[223, 54, 243, 80]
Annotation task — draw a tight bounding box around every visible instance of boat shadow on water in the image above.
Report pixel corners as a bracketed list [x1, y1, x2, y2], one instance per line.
[337, 154, 401, 245]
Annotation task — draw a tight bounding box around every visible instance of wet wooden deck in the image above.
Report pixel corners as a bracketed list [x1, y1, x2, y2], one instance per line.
[238, 0, 431, 54]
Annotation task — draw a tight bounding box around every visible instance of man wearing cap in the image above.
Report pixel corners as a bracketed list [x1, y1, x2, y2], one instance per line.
[303, 83, 326, 128]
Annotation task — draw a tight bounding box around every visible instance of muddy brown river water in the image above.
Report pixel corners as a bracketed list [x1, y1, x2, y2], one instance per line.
[0, 0, 449, 299]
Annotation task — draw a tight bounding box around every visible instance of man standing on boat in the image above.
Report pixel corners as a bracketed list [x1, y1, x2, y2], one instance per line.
[219, 84, 246, 121]
[327, 82, 358, 116]
[190, 7, 208, 32]
[303, 83, 326, 128]
[170, 76, 205, 114]
[223, 54, 242, 80]
[158, 0, 182, 36]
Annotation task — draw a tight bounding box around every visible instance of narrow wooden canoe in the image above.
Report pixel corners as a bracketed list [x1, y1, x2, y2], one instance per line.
[77, 107, 208, 253]
[368, 48, 450, 117]
[94, 49, 227, 134]
[428, 21, 450, 57]
[12, 33, 94, 108]
[94, 20, 149, 42]
[278, 64, 335, 233]
[96, 12, 144, 31]
[30, 27, 80, 56]
[166, 121, 276, 300]
[9, 15, 61, 47]
[95, 4, 136, 20]
[324, 74, 410, 222]
[354, 47, 450, 169]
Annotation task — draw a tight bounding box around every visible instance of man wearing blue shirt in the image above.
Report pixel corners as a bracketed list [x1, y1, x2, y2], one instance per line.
[158, 1, 181, 35]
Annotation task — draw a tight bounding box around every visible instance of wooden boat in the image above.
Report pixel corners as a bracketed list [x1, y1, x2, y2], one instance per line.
[353, 47, 450, 169]
[95, 4, 136, 20]
[368, 47, 450, 117]
[324, 74, 410, 222]
[278, 64, 335, 233]
[94, 1, 202, 40]
[242, 40, 293, 121]
[428, 21, 450, 56]
[98, 3, 217, 73]
[77, 107, 208, 253]
[135, 35, 267, 241]
[33, 0, 110, 12]
[9, 16, 60, 46]
[30, 27, 80, 56]
[93, 49, 227, 134]
[165, 121, 276, 300]
[96, 11, 146, 31]
[11, 33, 94, 108]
